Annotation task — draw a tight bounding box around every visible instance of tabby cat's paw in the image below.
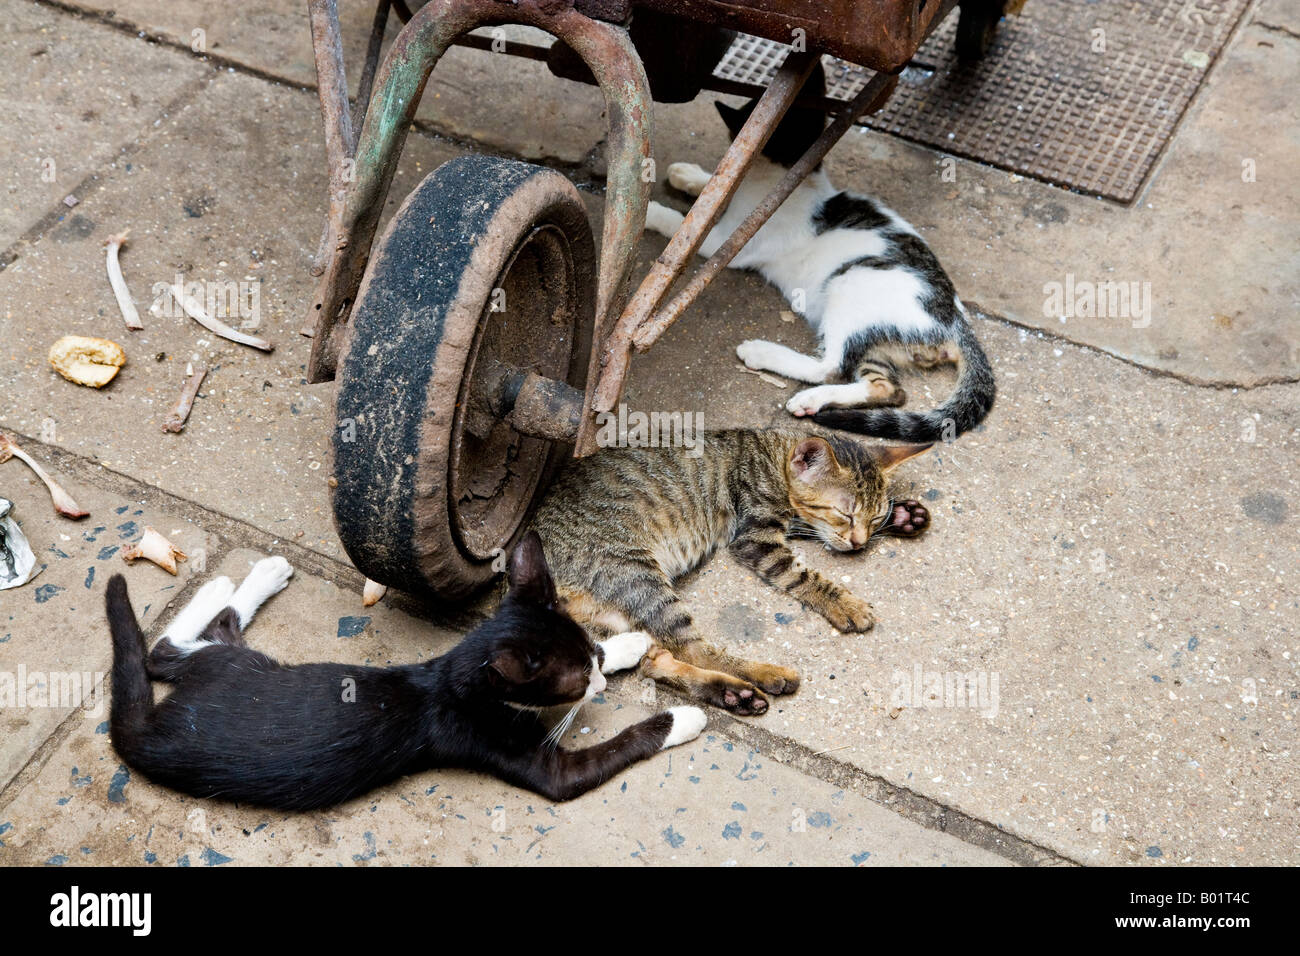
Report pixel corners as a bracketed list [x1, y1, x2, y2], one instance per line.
[876, 500, 930, 537]
[824, 593, 876, 633]
[713, 680, 768, 716]
[751, 664, 800, 696]
[660, 706, 707, 749]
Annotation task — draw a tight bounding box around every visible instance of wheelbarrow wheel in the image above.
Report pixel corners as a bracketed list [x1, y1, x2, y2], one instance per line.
[955, 0, 1006, 62]
[332, 155, 595, 601]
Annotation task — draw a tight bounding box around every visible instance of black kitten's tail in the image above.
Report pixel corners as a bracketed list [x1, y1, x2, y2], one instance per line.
[815, 320, 996, 442]
[106, 574, 152, 741]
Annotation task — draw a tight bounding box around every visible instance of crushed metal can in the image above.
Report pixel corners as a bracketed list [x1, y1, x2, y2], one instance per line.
[0, 497, 41, 590]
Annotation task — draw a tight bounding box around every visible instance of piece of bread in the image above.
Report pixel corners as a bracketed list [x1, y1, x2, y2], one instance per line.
[48, 335, 126, 387]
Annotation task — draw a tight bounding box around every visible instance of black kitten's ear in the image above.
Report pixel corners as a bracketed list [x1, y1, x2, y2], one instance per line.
[488, 647, 536, 686]
[507, 530, 557, 608]
[790, 436, 836, 482]
[714, 100, 749, 135]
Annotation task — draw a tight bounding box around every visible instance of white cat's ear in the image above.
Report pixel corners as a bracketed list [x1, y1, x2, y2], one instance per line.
[790, 436, 835, 481]
[867, 442, 934, 473]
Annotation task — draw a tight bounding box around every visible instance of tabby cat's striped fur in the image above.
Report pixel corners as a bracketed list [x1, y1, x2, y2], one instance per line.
[531, 429, 930, 715]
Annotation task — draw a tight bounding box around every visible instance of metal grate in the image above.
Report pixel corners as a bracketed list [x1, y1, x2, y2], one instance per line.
[713, 0, 1251, 203]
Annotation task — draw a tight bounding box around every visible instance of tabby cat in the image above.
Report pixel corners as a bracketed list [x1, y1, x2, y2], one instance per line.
[531, 429, 932, 715]
[644, 63, 996, 442]
[106, 533, 706, 809]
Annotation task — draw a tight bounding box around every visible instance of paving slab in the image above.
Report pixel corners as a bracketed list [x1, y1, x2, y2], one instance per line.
[0, 66, 465, 562]
[0, 548, 1008, 866]
[55, 0, 609, 164]
[615, 282, 1298, 865]
[0, 452, 215, 792]
[0, 0, 207, 249]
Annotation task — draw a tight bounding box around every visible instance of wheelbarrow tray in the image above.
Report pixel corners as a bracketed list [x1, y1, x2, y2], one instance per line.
[632, 0, 947, 72]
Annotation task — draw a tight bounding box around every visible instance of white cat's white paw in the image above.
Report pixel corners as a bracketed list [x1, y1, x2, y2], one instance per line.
[666, 162, 709, 194]
[786, 387, 827, 417]
[736, 339, 780, 370]
[599, 631, 651, 674]
[645, 200, 684, 237]
[660, 706, 708, 750]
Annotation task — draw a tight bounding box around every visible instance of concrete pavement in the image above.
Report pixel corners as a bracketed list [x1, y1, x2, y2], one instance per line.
[0, 0, 1294, 866]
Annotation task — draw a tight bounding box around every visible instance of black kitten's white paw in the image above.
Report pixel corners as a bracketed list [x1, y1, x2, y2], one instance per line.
[231, 556, 293, 629]
[660, 706, 708, 749]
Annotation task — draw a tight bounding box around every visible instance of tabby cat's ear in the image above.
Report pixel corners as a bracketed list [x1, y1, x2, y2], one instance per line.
[508, 530, 558, 608]
[790, 436, 836, 482]
[867, 442, 934, 473]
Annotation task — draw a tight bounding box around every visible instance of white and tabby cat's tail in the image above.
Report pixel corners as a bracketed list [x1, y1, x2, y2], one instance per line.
[815, 321, 995, 442]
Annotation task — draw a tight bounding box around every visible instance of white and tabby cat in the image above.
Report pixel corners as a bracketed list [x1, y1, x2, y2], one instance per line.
[645, 71, 996, 442]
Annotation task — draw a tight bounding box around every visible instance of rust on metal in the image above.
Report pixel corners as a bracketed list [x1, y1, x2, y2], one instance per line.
[507, 372, 584, 442]
[634, 0, 944, 72]
[632, 71, 898, 351]
[305, 0, 652, 385]
[353, 0, 394, 134]
[306, 0, 356, 288]
[573, 49, 817, 455]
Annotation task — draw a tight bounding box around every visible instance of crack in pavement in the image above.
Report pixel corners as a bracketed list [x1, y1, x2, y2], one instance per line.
[969, 304, 1300, 391]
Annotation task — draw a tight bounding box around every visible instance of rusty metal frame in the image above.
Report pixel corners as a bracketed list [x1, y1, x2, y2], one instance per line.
[305, 0, 962, 458]
[304, 0, 653, 395]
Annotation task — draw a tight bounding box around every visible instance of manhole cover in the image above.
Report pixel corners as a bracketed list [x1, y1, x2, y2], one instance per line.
[714, 0, 1251, 203]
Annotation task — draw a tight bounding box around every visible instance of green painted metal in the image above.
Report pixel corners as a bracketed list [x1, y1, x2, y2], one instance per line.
[307, 0, 653, 384]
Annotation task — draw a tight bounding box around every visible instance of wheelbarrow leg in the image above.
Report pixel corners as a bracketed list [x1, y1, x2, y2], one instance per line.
[576, 50, 822, 455]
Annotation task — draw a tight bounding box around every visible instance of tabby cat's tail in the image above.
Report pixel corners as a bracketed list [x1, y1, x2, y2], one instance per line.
[106, 574, 153, 741]
[815, 320, 995, 442]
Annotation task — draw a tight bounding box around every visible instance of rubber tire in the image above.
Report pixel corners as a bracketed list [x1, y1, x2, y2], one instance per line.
[331, 155, 595, 601]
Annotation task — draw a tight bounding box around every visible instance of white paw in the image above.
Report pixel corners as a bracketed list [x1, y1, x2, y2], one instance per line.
[598, 631, 651, 673]
[645, 200, 683, 237]
[230, 555, 293, 628]
[242, 555, 294, 600]
[785, 388, 826, 417]
[162, 576, 234, 648]
[666, 162, 708, 193]
[660, 706, 707, 750]
[196, 575, 236, 606]
[736, 339, 780, 370]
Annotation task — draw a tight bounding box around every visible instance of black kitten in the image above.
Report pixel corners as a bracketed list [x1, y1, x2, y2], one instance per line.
[105, 532, 705, 810]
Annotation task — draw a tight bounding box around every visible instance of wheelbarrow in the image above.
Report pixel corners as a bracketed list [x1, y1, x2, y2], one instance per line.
[303, 0, 1017, 601]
